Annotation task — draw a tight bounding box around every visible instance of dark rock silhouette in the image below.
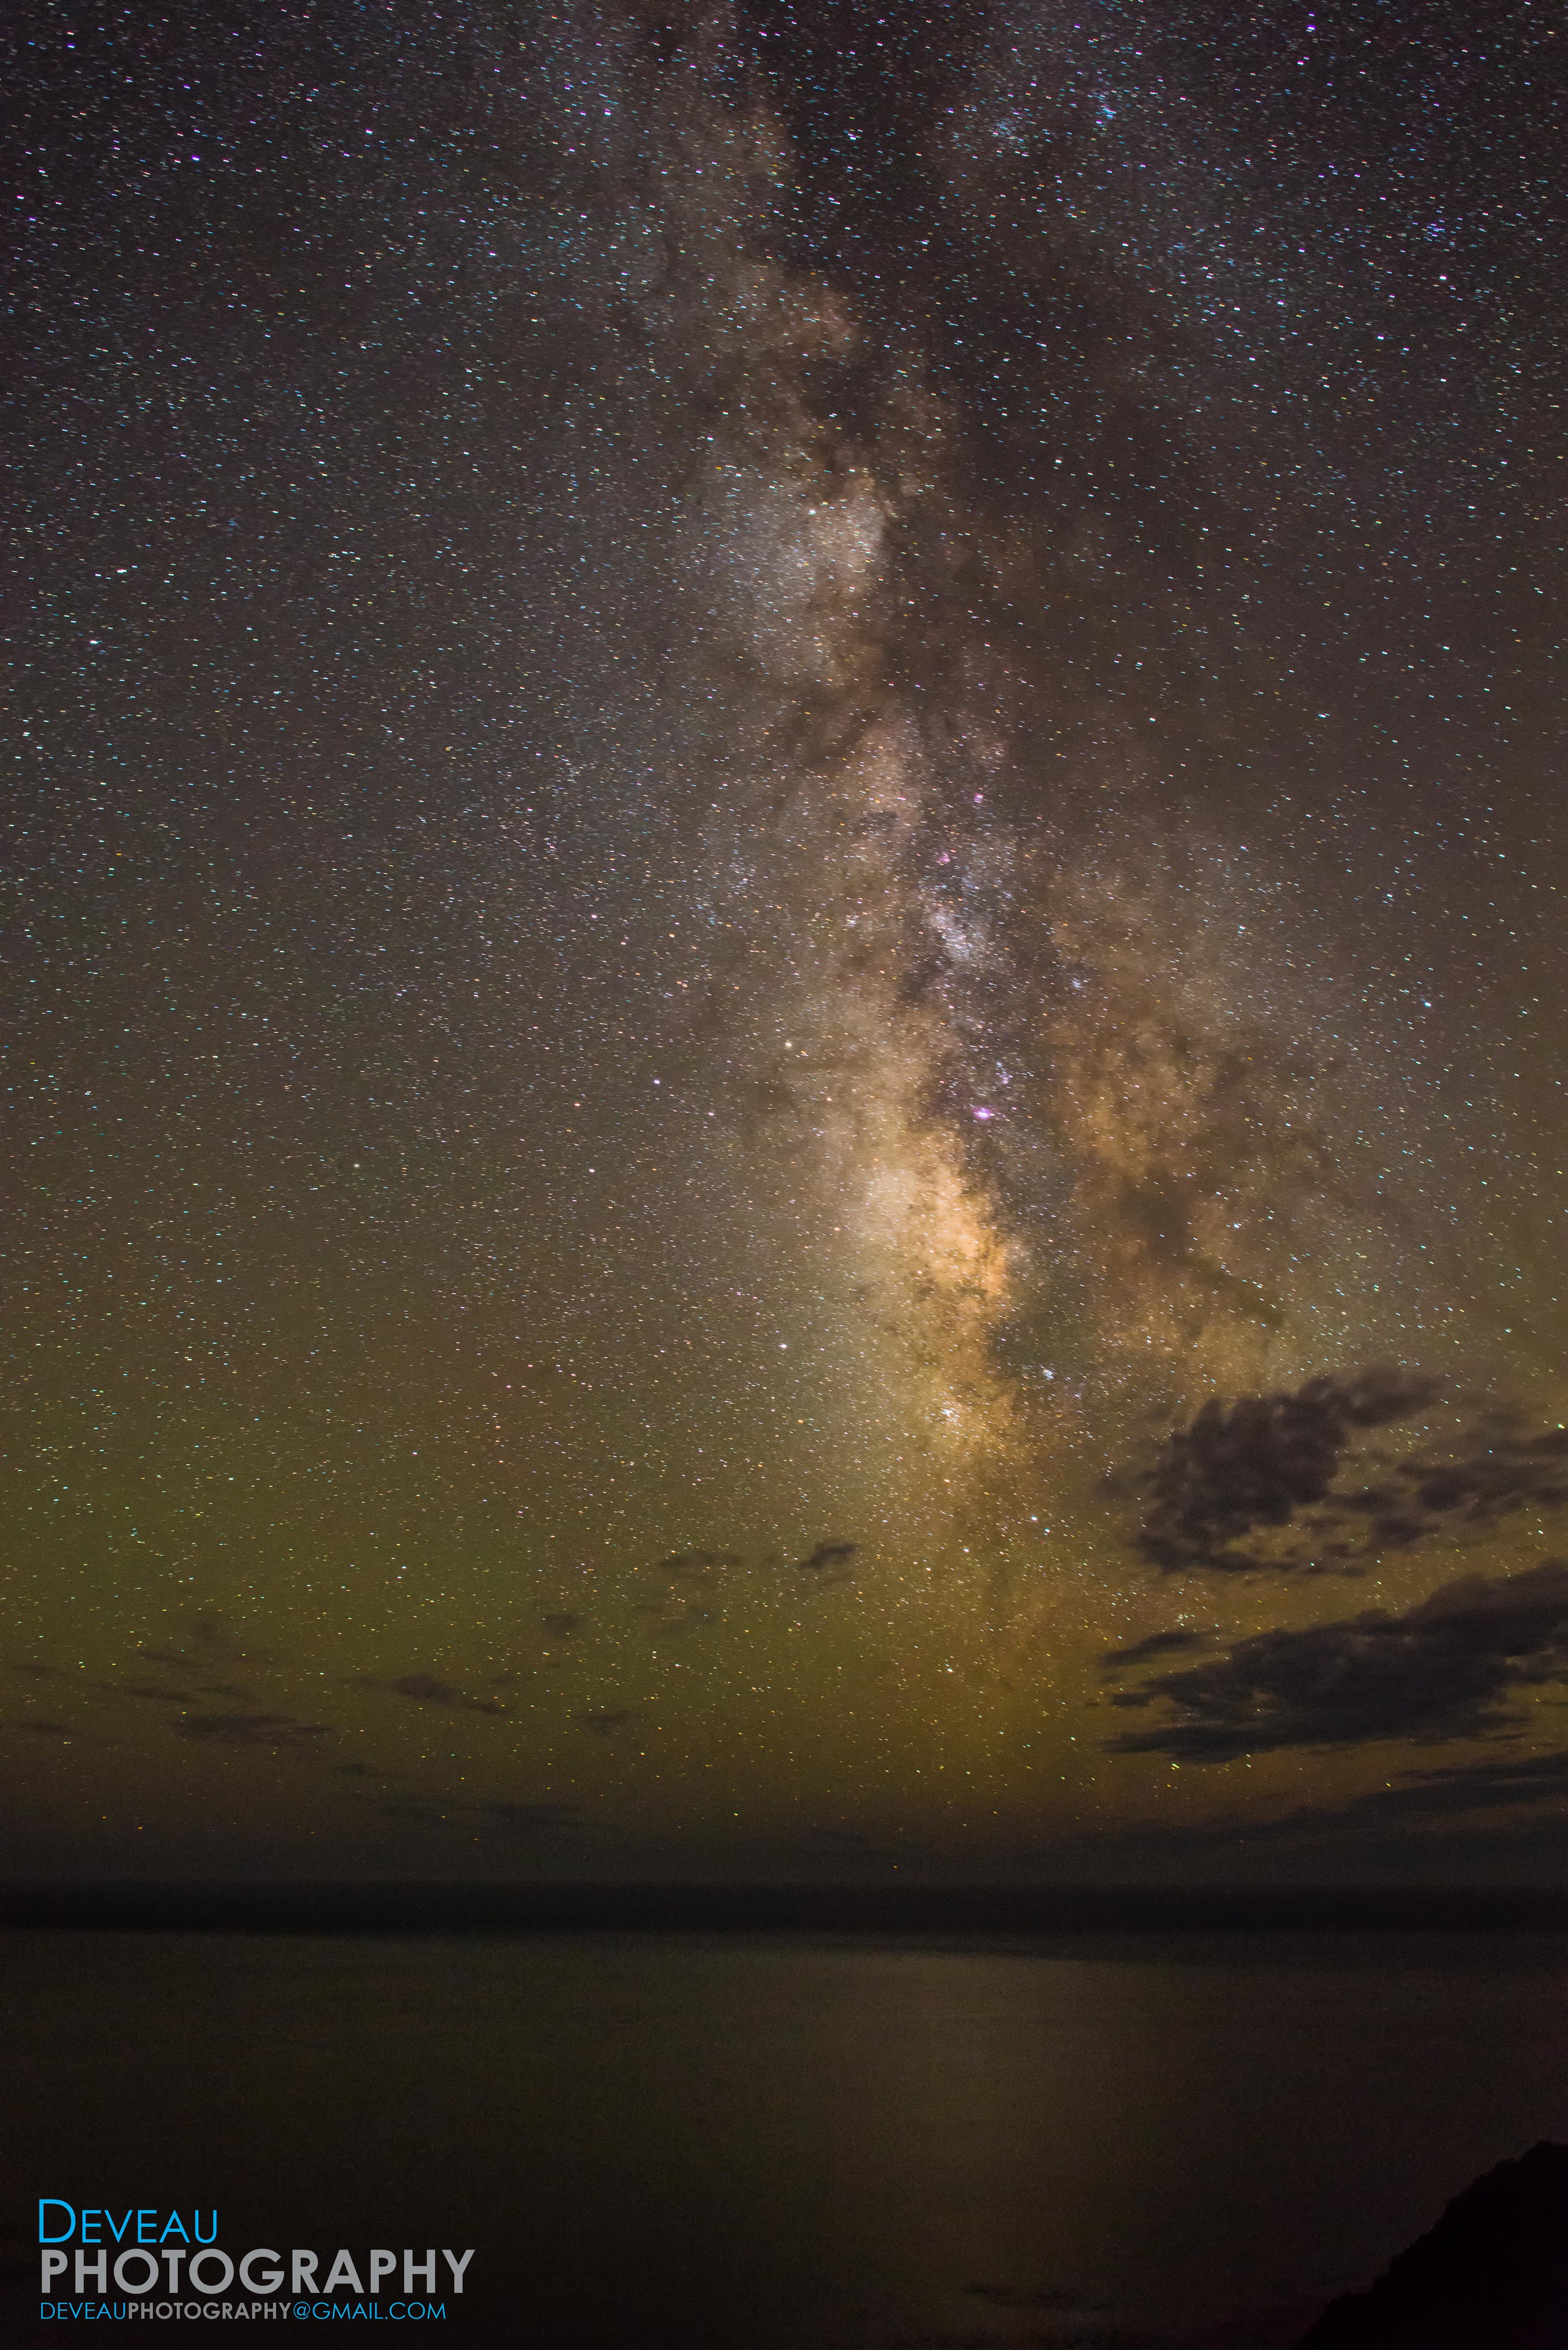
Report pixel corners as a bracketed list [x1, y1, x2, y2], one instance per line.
[1294, 2140, 1568, 2348]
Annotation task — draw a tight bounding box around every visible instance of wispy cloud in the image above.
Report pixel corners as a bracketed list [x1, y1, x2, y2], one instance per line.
[1106, 1560, 1568, 1759]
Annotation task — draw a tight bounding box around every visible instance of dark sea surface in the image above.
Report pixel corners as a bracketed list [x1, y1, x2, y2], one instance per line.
[4, 1928, 1567, 2348]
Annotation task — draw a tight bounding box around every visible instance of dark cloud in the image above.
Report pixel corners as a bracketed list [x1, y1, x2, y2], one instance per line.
[177, 1713, 337, 1748]
[800, 1541, 858, 1573]
[123, 1635, 255, 1692]
[374, 1673, 508, 1716]
[541, 1612, 582, 1639]
[1154, 1748, 1568, 1863]
[110, 1630, 265, 1713]
[480, 1801, 580, 1833]
[126, 1618, 257, 1669]
[20, 1720, 73, 1736]
[8, 1661, 64, 1679]
[189, 1617, 250, 1659]
[632, 1596, 687, 1623]
[656, 1551, 745, 1584]
[363, 1795, 448, 1824]
[623, 1541, 860, 1636]
[1106, 1560, 1568, 1760]
[1136, 1375, 1567, 1575]
[573, 1708, 638, 1740]
[1035, 1750, 1568, 1885]
[624, 1551, 748, 1639]
[1305, 1746, 1568, 1831]
[1137, 1368, 1439, 1571]
[1371, 1415, 1568, 1539]
[1099, 1628, 1212, 1672]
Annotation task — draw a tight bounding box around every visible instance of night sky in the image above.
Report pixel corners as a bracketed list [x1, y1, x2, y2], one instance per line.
[6, 0, 1565, 1885]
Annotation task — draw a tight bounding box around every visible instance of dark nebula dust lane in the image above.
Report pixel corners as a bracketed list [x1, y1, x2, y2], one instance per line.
[4, 0, 1564, 1881]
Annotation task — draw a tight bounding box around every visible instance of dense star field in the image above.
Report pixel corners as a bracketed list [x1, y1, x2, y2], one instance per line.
[5, 0, 1565, 1883]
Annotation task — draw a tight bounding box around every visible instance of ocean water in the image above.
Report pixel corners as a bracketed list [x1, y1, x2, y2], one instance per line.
[3, 1928, 1566, 2347]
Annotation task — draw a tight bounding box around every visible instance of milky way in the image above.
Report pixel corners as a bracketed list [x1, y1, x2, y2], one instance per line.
[6, 0, 1564, 1881]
